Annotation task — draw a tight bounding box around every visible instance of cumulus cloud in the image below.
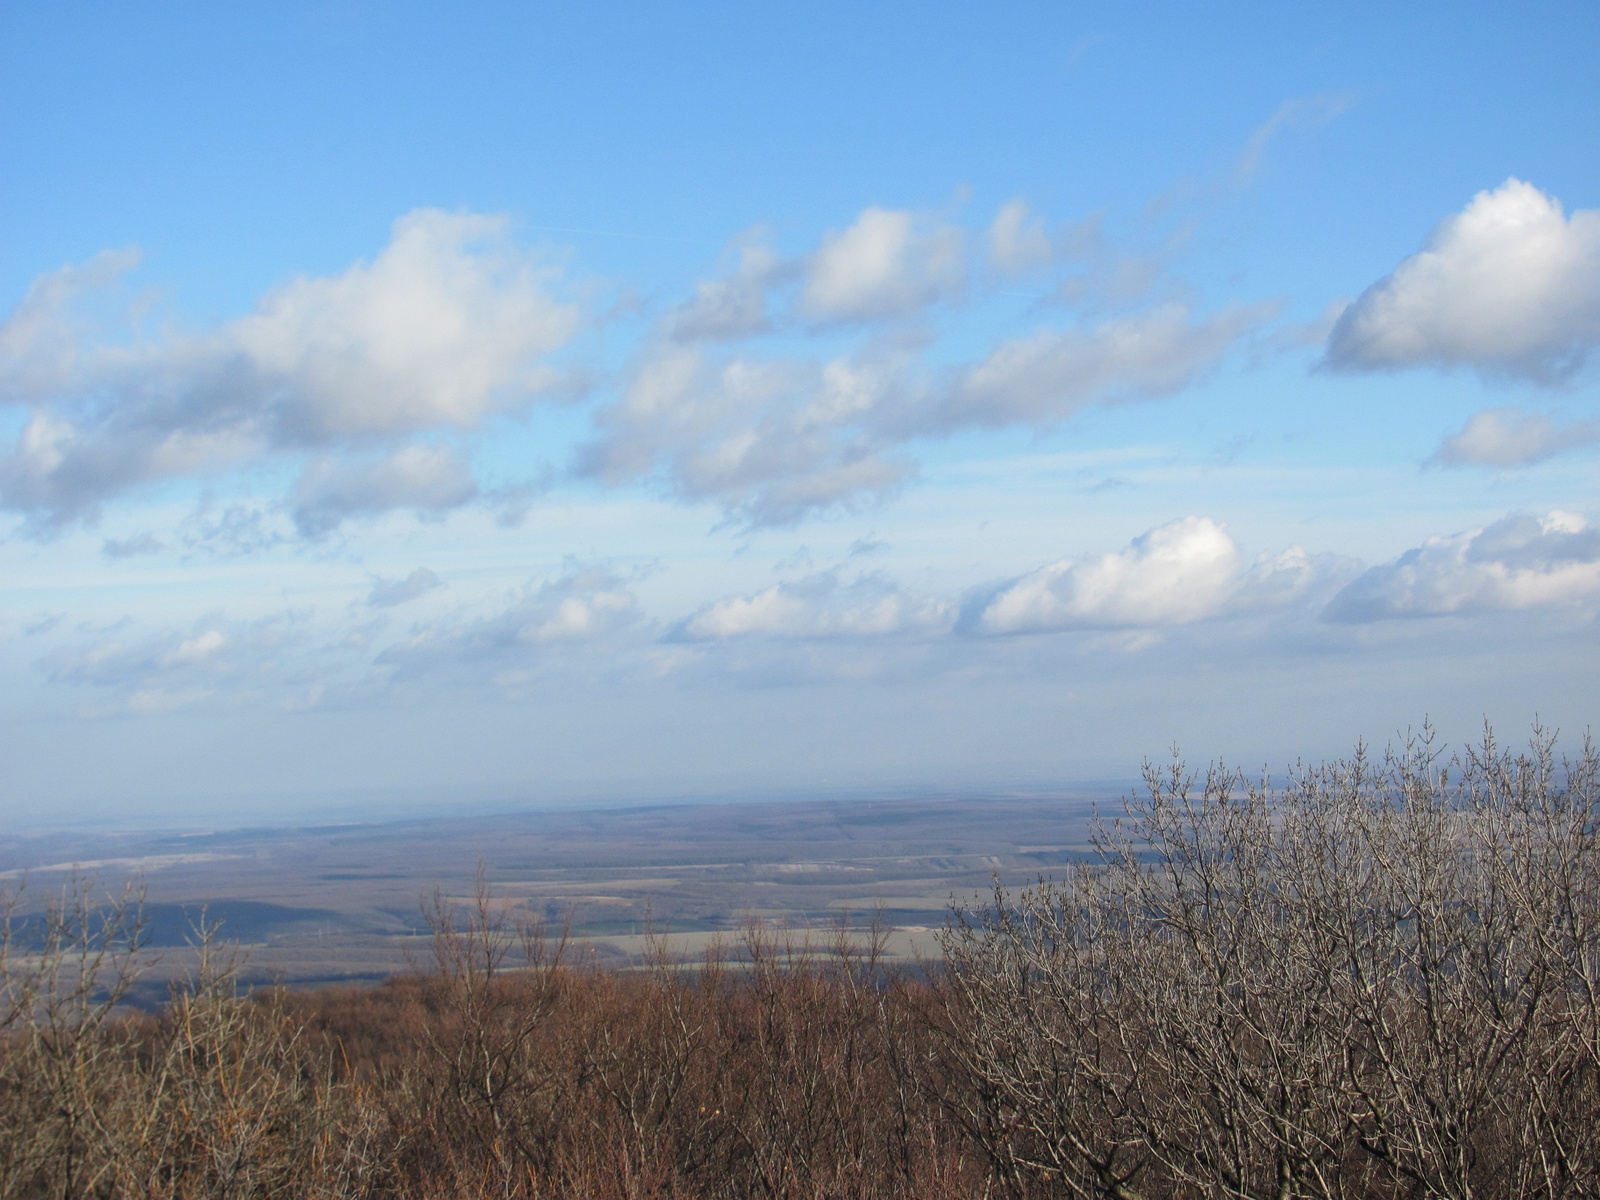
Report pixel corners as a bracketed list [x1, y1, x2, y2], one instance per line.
[2, 197, 1272, 535]
[988, 199, 1054, 275]
[366, 567, 445, 609]
[0, 248, 145, 400]
[928, 303, 1269, 432]
[668, 235, 785, 342]
[666, 519, 1326, 658]
[1326, 179, 1600, 379]
[584, 297, 1264, 526]
[1434, 407, 1600, 467]
[667, 206, 966, 342]
[291, 444, 478, 537]
[480, 567, 638, 644]
[378, 564, 640, 675]
[1323, 511, 1600, 622]
[1230, 544, 1324, 613]
[969, 517, 1315, 634]
[0, 210, 579, 529]
[800, 208, 964, 322]
[671, 571, 953, 641]
[226, 211, 576, 438]
[35, 611, 325, 717]
[46, 622, 235, 688]
[578, 344, 912, 526]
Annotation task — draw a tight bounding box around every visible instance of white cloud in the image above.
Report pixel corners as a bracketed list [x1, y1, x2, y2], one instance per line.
[0, 248, 143, 400]
[40, 614, 310, 709]
[1230, 545, 1322, 613]
[222, 210, 579, 439]
[1434, 407, 1600, 467]
[377, 564, 640, 675]
[525, 574, 636, 642]
[366, 567, 446, 609]
[27, 606, 388, 719]
[988, 199, 1054, 275]
[1326, 179, 1600, 379]
[801, 207, 964, 322]
[102, 532, 162, 559]
[578, 344, 911, 526]
[291, 444, 478, 536]
[673, 571, 953, 641]
[970, 517, 1315, 634]
[584, 289, 1263, 526]
[931, 303, 1268, 431]
[179, 503, 290, 556]
[668, 235, 785, 342]
[2, 199, 1272, 536]
[166, 629, 227, 665]
[677, 524, 1321, 647]
[0, 210, 579, 529]
[672, 208, 969, 341]
[1323, 511, 1600, 621]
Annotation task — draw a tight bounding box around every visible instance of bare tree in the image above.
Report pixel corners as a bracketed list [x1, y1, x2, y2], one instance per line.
[941, 725, 1600, 1200]
[0, 873, 149, 1197]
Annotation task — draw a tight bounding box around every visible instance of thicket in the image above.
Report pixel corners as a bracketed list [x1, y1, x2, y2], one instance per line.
[1, 726, 1596, 1200]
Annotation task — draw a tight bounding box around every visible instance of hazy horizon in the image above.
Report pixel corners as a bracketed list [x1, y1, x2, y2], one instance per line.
[4, 771, 1143, 837]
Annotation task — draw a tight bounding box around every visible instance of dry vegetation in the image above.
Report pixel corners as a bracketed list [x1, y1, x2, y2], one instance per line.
[1, 726, 1596, 1199]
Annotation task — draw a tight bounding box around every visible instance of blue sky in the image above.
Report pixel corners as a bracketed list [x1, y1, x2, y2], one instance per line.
[2, 1, 1597, 827]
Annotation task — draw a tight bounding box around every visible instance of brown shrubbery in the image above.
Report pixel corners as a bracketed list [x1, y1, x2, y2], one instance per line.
[1, 726, 1596, 1199]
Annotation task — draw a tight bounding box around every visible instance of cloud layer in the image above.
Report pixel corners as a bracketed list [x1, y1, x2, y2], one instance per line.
[1324, 511, 1600, 621]
[582, 216, 1264, 526]
[659, 517, 1326, 658]
[25, 502, 1595, 725]
[673, 571, 953, 641]
[1, 197, 1278, 536]
[1434, 407, 1600, 467]
[367, 567, 445, 609]
[568, 197, 1272, 527]
[292, 444, 479, 537]
[38, 613, 313, 716]
[968, 517, 1316, 634]
[377, 564, 641, 680]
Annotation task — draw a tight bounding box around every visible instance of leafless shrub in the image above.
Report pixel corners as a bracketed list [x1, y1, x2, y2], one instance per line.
[0, 873, 149, 1196]
[940, 724, 1600, 1200]
[397, 862, 571, 1191]
[0, 884, 383, 1199]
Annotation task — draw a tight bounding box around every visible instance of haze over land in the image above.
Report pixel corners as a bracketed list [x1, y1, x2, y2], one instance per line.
[0, 2, 1597, 828]
[0, 789, 1113, 990]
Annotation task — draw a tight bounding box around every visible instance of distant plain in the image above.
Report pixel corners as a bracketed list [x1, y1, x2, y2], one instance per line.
[0, 789, 1120, 995]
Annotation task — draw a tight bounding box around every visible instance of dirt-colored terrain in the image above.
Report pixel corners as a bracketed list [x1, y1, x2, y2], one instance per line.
[0, 789, 1114, 992]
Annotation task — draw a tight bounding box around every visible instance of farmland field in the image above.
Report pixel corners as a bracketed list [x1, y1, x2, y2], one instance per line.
[0, 788, 1117, 993]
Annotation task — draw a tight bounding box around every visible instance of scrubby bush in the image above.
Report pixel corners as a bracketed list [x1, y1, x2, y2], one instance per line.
[940, 725, 1600, 1200]
[0, 886, 385, 1198]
